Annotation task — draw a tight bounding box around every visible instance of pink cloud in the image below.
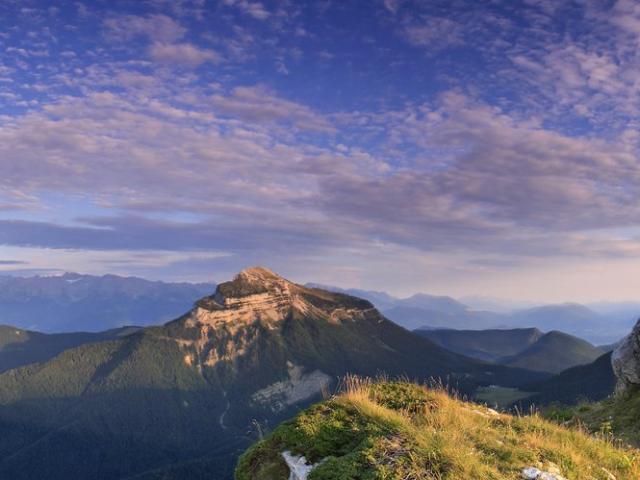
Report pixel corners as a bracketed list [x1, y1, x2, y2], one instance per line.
[148, 42, 222, 66]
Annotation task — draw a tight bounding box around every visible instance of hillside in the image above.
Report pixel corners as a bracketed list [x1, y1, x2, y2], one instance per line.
[0, 267, 544, 480]
[538, 318, 640, 448]
[500, 330, 604, 373]
[521, 352, 616, 407]
[0, 273, 213, 331]
[559, 385, 640, 448]
[415, 327, 543, 362]
[236, 379, 639, 480]
[0, 324, 140, 373]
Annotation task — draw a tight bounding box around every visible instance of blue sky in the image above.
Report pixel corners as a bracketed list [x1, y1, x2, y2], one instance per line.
[1, 0, 640, 301]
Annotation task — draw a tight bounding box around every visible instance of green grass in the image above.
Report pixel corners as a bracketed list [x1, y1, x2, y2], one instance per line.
[546, 385, 640, 449]
[236, 378, 640, 480]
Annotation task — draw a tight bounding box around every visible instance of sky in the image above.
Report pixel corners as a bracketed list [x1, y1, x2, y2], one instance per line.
[1, 0, 640, 302]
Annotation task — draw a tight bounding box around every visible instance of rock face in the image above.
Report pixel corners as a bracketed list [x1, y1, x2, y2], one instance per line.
[281, 451, 318, 480]
[611, 318, 640, 392]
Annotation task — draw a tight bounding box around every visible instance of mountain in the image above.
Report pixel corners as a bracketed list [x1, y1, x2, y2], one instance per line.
[598, 340, 622, 352]
[308, 284, 638, 344]
[236, 379, 639, 480]
[0, 324, 140, 374]
[508, 303, 618, 342]
[415, 327, 543, 362]
[520, 352, 615, 407]
[499, 330, 604, 373]
[0, 272, 213, 332]
[0, 267, 545, 480]
[305, 283, 507, 331]
[303, 283, 398, 310]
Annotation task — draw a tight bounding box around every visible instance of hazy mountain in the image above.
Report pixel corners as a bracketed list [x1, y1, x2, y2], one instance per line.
[520, 352, 615, 407]
[303, 283, 398, 310]
[499, 330, 604, 374]
[0, 268, 545, 480]
[0, 324, 141, 374]
[0, 273, 213, 332]
[310, 285, 639, 344]
[598, 340, 622, 352]
[509, 303, 598, 332]
[306, 283, 506, 331]
[415, 328, 544, 362]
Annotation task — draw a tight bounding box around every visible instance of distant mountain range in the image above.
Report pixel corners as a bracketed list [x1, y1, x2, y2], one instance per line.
[0, 268, 546, 480]
[0, 272, 214, 332]
[0, 273, 636, 343]
[307, 283, 638, 344]
[415, 328, 604, 374]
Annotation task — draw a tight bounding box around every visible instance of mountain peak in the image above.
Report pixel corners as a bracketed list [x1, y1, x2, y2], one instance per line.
[214, 266, 293, 300]
[236, 266, 284, 284]
[192, 267, 298, 316]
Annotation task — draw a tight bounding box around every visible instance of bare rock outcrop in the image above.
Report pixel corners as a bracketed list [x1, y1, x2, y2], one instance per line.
[282, 451, 319, 480]
[612, 318, 640, 393]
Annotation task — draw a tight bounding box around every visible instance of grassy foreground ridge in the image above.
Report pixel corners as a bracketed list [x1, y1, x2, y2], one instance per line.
[236, 378, 640, 479]
[547, 385, 640, 449]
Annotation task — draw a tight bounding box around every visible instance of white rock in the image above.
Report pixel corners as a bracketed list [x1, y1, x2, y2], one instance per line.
[521, 466, 568, 480]
[612, 318, 640, 392]
[282, 451, 317, 480]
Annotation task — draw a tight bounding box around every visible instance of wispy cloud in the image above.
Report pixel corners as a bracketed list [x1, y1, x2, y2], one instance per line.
[149, 42, 222, 66]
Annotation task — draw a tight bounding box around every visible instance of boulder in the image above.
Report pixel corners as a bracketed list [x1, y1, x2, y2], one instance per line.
[612, 319, 640, 392]
[282, 451, 317, 480]
[521, 466, 567, 480]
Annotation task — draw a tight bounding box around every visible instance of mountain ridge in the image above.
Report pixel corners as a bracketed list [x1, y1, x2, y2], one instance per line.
[0, 272, 214, 332]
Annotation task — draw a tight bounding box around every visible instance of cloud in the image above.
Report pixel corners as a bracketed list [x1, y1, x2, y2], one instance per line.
[211, 85, 335, 132]
[0, 260, 27, 265]
[223, 0, 270, 20]
[104, 14, 186, 43]
[2, 0, 640, 300]
[103, 13, 221, 67]
[1, 81, 638, 263]
[0, 214, 343, 256]
[315, 92, 640, 256]
[148, 42, 222, 66]
[382, 0, 401, 14]
[402, 16, 464, 50]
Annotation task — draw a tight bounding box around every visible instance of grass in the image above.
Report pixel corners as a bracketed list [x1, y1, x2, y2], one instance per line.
[545, 385, 640, 449]
[236, 377, 640, 479]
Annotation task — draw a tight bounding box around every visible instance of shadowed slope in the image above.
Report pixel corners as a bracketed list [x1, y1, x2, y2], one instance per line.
[500, 331, 604, 373]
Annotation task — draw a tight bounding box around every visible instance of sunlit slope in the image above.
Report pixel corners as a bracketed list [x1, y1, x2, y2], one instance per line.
[237, 380, 640, 480]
